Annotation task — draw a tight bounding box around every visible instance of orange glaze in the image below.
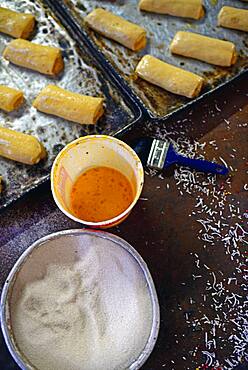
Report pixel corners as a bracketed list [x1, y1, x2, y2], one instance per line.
[70, 166, 134, 222]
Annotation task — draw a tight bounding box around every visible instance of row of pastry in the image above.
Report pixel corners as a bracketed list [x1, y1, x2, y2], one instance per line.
[0, 7, 47, 169]
[1, 2, 248, 37]
[0, 7, 46, 176]
[138, 0, 248, 30]
[0, 81, 104, 125]
[84, 5, 248, 52]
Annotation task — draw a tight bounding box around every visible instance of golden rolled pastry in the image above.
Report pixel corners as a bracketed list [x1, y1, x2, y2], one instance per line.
[0, 85, 24, 112]
[139, 0, 204, 20]
[85, 8, 146, 51]
[33, 85, 104, 125]
[218, 6, 248, 33]
[0, 7, 35, 39]
[0, 127, 46, 165]
[170, 31, 237, 66]
[135, 55, 204, 98]
[3, 39, 64, 76]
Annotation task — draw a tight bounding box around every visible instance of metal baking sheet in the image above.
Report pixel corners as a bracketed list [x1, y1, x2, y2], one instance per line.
[64, 0, 248, 117]
[0, 0, 143, 210]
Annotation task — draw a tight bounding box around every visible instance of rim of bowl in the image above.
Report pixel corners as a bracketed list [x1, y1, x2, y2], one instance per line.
[1, 229, 160, 370]
[50, 135, 144, 227]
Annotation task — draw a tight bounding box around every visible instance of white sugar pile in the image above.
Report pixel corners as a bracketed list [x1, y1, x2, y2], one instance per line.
[10, 234, 153, 370]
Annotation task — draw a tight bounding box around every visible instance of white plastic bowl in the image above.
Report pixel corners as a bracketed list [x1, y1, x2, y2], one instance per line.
[51, 135, 144, 228]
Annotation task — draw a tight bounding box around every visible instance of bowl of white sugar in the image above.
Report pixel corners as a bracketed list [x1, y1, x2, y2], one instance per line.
[1, 229, 160, 370]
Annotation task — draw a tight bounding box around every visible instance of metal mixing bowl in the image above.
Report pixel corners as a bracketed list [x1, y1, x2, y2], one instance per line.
[1, 229, 160, 370]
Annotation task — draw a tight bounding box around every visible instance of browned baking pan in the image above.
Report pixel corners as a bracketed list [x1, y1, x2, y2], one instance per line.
[60, 0, 248, 117]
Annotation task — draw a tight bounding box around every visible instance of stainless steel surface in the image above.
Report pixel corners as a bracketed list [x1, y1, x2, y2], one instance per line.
[0, 0, 139, 209]
[67, 0, 248, 116]
[1, 229, 160, 370]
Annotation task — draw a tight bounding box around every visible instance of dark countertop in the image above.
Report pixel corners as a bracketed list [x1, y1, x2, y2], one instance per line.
[0, 74, 247, 370]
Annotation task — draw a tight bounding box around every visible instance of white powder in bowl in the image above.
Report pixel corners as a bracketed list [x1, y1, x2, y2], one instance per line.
[9, 234, 153, 370]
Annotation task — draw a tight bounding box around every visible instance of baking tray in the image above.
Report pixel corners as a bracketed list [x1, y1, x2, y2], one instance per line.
[62, 0, 248, 117]
[0, 0, 145, 210]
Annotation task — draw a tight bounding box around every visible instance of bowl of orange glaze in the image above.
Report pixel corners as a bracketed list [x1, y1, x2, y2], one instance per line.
[51, 135, 144, 228]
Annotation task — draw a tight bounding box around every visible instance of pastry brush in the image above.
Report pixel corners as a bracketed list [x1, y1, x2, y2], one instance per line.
[132, 137, 228, 175]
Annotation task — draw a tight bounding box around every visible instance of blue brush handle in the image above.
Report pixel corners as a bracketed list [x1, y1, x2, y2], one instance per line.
[176, 154, 228, 175]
